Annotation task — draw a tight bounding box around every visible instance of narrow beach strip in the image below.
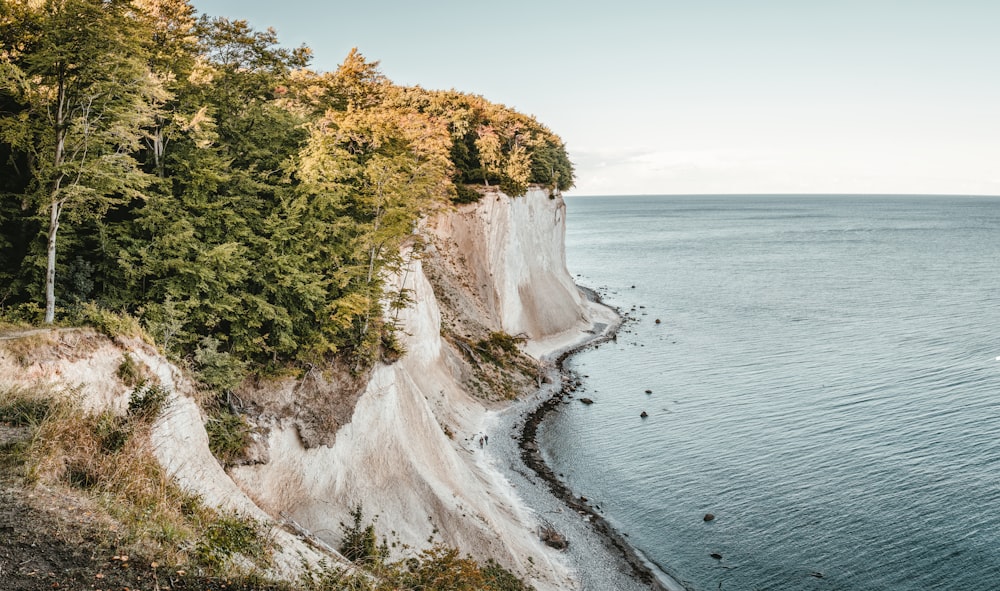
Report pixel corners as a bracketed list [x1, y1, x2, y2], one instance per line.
[486, 287, 690, 591]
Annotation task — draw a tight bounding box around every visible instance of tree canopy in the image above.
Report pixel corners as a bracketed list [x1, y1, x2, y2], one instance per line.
[0, 0, 574, 371]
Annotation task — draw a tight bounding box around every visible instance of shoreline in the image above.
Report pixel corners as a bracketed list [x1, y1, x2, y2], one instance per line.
[489, 287, 690, 591]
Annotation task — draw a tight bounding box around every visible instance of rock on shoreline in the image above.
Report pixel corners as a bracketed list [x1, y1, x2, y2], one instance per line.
[493, 288, 688, 591]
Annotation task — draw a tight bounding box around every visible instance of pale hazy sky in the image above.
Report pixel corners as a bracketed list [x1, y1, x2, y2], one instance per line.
[192, 0, 1000, 196]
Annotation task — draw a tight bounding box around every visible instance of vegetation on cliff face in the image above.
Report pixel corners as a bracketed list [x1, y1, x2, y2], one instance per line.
[0, 4, 566, 585]
[0, 0, 574, 373]
[294, 503, 534, 591]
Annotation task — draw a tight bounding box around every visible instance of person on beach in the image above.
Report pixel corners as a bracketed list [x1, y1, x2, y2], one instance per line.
[479, 436, 484, 448]
[484, 434, 489, 445]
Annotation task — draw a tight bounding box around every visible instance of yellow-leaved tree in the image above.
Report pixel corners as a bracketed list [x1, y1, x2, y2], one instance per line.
[296, 55, 453, 365]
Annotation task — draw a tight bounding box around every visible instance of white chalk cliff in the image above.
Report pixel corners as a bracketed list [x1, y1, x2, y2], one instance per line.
[0, 187, 614, 589]
[227, 187, 613, 589]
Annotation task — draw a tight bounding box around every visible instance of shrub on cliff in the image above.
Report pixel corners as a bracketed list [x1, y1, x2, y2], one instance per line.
[475, 332, 527, 367]
[205, 408, 254, 467]
[325, 504, 535, 591]
[339, 504, 389, 566]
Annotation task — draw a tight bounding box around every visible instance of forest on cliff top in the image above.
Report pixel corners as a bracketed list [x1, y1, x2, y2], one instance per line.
[0, 0, 574, 374]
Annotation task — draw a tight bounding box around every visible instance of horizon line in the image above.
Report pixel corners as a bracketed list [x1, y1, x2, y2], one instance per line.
[563, 192, 1000, 198]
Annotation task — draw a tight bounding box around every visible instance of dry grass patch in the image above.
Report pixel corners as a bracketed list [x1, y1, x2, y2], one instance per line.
[1, 384, 274, 576]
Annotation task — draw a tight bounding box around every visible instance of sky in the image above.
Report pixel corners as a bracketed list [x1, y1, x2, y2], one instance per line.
[191, 0, 1000, 196]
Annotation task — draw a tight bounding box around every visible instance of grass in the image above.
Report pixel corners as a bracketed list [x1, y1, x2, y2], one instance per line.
[0, 384, 274, 576]
[196, 511, 272, 570]
[117, 352, 142, 386]
[0, 385, 53, 426]
[0, 332, 50, 367]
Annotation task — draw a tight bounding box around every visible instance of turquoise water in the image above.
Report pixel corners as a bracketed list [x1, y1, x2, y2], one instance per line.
[542, 195, 1000, 590]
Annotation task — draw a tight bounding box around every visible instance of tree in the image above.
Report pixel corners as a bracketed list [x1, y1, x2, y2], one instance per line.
[328, 47, 387, 111]
[390, 88, 574, 199]
[528, 136, 574, 192]
[0, 7, 575, 371]
[132, 0, 200, 178]
[297, 97, 452, 365]
[121, 13, 313, 361]
[0, 0, 162, 323]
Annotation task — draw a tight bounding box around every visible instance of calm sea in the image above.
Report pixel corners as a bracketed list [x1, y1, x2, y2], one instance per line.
[541, 195, 1000, 590]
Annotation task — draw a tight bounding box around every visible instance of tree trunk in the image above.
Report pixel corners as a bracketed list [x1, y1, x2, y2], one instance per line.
[151, 119, 166, 177]
[46, 67, 67, 324]
[45, 200, 60, 324]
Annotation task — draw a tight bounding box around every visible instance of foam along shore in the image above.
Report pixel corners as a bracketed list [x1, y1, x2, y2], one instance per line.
[484, 289, 692, 591]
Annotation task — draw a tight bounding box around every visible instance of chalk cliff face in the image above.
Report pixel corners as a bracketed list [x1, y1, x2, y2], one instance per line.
[428, 187, 587, 343]
[0, 187, 605, 589]
[228, 187, 601, 589]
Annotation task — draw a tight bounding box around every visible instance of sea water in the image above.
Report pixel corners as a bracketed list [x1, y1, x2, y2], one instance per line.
[540, 195, 1000, 590]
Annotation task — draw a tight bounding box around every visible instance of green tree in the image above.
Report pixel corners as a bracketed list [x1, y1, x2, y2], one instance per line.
[339, 504, 388, 566]
[122, 14, 312, 361]
[0, 0, 163, 323]
[297, 100, 452, 365]
[389, 87, 574, 199]
[328, 47, 388, 111]
[528, 136, 574, 192]
[133, 0, 200, 178]
[1, 5, 574, 375]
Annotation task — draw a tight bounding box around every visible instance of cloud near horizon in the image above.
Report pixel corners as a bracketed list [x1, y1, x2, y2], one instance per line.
[568, 148, 798, 196]
[567, 147, 1000, 197]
